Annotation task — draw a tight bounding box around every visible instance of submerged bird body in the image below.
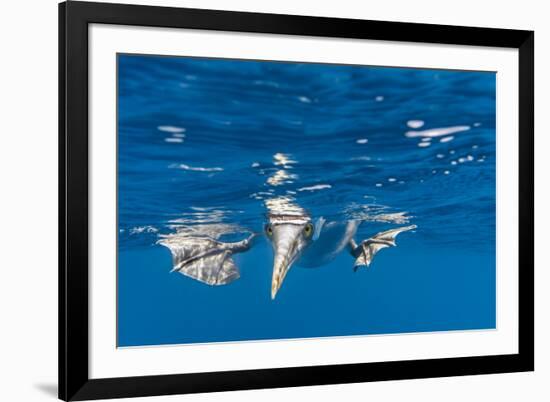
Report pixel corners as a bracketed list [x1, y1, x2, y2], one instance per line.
[159, 204, 416, 299]
[298, 219, 359, 268]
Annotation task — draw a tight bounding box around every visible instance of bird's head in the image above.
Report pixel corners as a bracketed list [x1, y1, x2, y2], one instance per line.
[265, 214, 315, 299]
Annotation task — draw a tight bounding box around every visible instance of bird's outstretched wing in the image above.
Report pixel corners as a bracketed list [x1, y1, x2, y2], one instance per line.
[350, 225, 416, 270]
[158, 233, 257, 285]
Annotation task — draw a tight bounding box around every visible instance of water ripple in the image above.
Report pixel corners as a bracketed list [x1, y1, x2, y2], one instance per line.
[118, 55, 496, 250]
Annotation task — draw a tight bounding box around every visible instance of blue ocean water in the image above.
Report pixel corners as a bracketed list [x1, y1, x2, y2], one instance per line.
[117, 54, 496, 347]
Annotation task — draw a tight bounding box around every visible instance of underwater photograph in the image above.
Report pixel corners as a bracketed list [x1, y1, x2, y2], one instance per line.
[117, 54, 496, 348]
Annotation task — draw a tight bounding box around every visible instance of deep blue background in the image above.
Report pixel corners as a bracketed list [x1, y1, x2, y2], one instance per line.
[117, 54, 496, 347]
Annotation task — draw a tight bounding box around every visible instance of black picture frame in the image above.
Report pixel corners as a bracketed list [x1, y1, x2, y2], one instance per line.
[59, 1, 534, 400]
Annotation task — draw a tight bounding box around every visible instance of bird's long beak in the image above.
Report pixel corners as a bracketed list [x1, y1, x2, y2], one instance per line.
[271, 226, 303, 299]
[271, 251, 292, 300]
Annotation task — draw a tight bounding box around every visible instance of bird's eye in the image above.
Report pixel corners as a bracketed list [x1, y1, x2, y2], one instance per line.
[266, 225, 273, 236]
[304, 223, 313, 237]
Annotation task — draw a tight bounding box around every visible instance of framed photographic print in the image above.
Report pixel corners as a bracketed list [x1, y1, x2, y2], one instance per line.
[59, 1, 534, 400]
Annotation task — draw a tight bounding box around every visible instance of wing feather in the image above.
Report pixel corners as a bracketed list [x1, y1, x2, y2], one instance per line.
[352, 225, 416, 269]
[159, 236, 243, 285]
